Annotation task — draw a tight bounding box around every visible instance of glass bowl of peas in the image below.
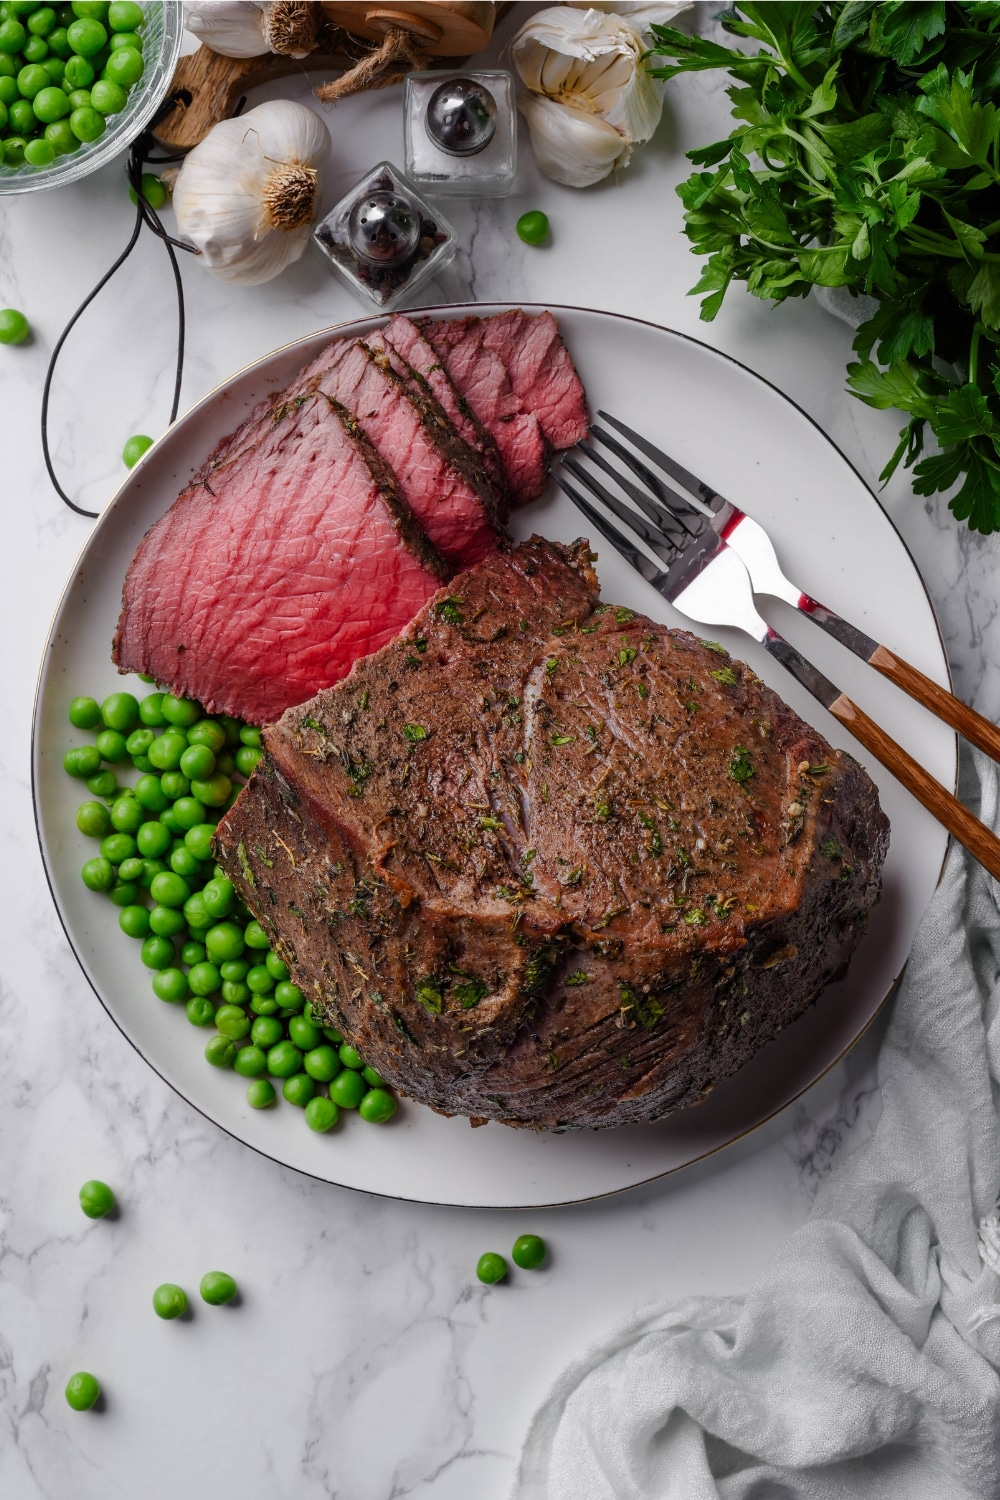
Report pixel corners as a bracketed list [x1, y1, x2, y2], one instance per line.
[0, 0, 183, 193]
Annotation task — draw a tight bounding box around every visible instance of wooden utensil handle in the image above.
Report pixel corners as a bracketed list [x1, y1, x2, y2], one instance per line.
[867, 643, 1000, 764]
[829, 693, 1000, 879]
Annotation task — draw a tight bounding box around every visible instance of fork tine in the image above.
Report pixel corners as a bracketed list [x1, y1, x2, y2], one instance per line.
[596, 410, 721, 512]
[550, 472, 666, 590]
[590, 422, 714, 520]
[561, 455, 680, 568]
[576, 440, 703, 542]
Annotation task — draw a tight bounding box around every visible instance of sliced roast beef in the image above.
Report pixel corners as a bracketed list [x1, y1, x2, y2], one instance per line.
[113, 396, 450, 725]
[216, 539, 888, 1130]
[478, 309, 590, 450]
[419, 317, 549, 505]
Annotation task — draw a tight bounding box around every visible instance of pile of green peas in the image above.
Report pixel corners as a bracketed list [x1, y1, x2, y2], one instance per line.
[0, 0, 146, 170]
[65, 685, 398, 1133]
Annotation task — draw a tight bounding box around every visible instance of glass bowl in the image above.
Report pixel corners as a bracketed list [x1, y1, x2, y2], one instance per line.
[0, 0, 184, 196]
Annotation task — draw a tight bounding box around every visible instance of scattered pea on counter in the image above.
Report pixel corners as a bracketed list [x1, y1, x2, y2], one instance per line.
[516, 210, 550, 246]
[152, 1282, 188, 1320]
[476, 1252, 508, 1285]
[512, 1233, 546, 1269]
[65, 1370, 101, 1411]
[200, 1270, 237, 1306]
[0, 307, 29, 343]
[122, 432, 152, 467]
[79, 1178, 116, 1218]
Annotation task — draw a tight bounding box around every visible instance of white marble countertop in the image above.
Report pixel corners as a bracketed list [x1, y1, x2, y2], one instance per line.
[4, 8, 1000, 1498]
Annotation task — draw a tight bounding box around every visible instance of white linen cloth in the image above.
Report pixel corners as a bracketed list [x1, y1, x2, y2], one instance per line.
[513, 753, 1000, 1499]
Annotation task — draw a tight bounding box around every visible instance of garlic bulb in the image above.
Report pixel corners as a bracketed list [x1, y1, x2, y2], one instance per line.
[172, 100, 331, 285]
[184, 1, 317, 60]
[511, 4, 689, 188]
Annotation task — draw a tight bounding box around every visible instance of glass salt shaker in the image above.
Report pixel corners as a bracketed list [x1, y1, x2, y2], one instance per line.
[312, 162, 457, 313]
[404, 70, 516, 197]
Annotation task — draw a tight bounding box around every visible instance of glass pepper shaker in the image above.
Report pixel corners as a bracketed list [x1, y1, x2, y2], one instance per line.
[312, 162, 457, 313]
[404, 70, 516, 197]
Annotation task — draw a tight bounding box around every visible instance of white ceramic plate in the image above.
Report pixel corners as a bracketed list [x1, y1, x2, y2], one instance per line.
[33, 304, 954, 1208]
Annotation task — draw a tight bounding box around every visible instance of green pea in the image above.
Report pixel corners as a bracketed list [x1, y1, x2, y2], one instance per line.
[109, 26, 140, 51]
[304, 1095, 338, 1132]
[234, 745, 262, 777]
[69, 102, 104, 140]
[275, 981, 304, 1013]
[88, 70, 120, 114]
[152, 1282, 187, 1320]
[169, 844, 202, 879]
[205, 921, 244, 963]
[136, 821, 170, 858]
[266, 1040, 302, 1079]
[108, 799, 142, 837]
[337, 1042, 363, 1070]
[66, 15, 105, 52]
[516, 210, 550, 246]
[68, 694, 100, 729]
[86, 768, 117, 796]
[117, 857, 144, 883]
[152, 967, 188, 1003]
[140, 933, 174, 969]
[185, 995, 215, 1027]
[244, 964, 272, 996]
[17, 59, 46, 92]
[28, 5, 55, 33]
[139, 690, 165, 726]
[322, 1025, 344, 1044]
[249, 991, 278, 1016]
[159, 771, 189, 801]
[282, 1072, 315, 1107]
[476, 1252, 507, 1284]
[107, 0, 140, 27]
[220, 958, 248, 981]
[147, 732, 185, 771]
[64, 743, 102, 778]
[184, 822, 215, 862]
[204, 1034, 236, 1069]
[303, 1044, 340, 1083]
[79, 1178, 115, 1218]
[362, 1065, 387, 1088]
[8, 98, 36, 134]
[172, 795, 206, 829]
[214, 1004, 250, 1041]
[65, 1372, 101, 1411]
[181, 939, 206, 965]
[264, 950, 289, 982]
[3, 137, 28, 166]
[100, 691, 138, 733]
[220, 715, 242, 747]
[61, 52, 92, 91]
[239, 725, 262, 747]
[124, 727, 153, 758]
[328, 1069, 366, 1110]
[221, 979, 250, 1006]
[244, 920, 270, 950]
[71, 0, 110, 15]
[148, 904, 185, 937]
[65, 85, 88, 107]
[251, 1015, 283, 1049]
[25, 135, 56, 165]
[93, 728, 125, 764]
[41, 52, 62, 78]
[511, 1233, 546, 1269]
[233, 1043, 266, 1077]
[186, 719, 226, 753]
[109, 880, 139, 907]
[0, 17, 26, 49]
[122, 432, 152, 467]
[149, 870, 188, 908]
[179, 742, 214, 780]
[287, 1012, 319, 1050]
[182, 963, 216, 1000]
[81, 855, 114, 891]
[118, 904, 149, 939]
[22, 31, 46, 58]
[199, 1270, 237, 1306]
[47, 22, 68, 54]
[201, 876, 234, 919]
[76, 799, 110, 837]
[247, 1078, 276, 1108]
[359, 1088, 397, 1124]
[139, 859, 164, 890]
[161, 694, 200, 728]
[183, 892, 210, 932]
[128, 170, 169, 209]
[158, 807, 182, 836]
[191, 772, 231, 807]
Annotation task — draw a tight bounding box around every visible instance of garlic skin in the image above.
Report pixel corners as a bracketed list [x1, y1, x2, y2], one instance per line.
[183, 2, 269, 58]
[172, 100, 332, 285]
[511, 4, 690, 188]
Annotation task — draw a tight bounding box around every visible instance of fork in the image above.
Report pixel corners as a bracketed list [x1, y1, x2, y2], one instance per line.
[579, 411, 1000, 766]
[552, 445, 1000, 881]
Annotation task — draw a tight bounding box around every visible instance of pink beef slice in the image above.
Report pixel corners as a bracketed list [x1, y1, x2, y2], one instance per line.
[113, 395, 451, 725]
[385, 313, 509, 507]
[481, 310, 590, 450]
[419, 316, 550, 506]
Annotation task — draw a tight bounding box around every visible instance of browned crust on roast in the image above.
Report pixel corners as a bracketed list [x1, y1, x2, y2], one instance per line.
[215, 538, 889, 1130]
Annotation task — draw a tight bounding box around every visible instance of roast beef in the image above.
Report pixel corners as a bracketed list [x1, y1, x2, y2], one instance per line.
[215, 538, 889, 1130]
[113, 397, 449, 725]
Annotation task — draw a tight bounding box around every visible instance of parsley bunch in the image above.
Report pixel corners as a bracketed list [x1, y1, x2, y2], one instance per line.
[649, 2, 1000, 533]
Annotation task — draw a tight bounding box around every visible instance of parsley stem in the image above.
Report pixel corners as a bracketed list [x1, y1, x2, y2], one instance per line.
[969, 325, 982, 388]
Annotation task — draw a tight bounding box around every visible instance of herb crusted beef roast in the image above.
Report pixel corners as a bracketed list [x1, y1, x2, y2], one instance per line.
[215, 538, 889, 1131]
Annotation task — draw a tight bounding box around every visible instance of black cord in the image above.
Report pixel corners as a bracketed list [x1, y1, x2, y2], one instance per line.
[41, 111, 198, 519]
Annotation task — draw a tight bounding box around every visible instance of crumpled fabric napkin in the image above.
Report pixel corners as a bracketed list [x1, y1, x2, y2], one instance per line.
[513, 752, 1000, 1499]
